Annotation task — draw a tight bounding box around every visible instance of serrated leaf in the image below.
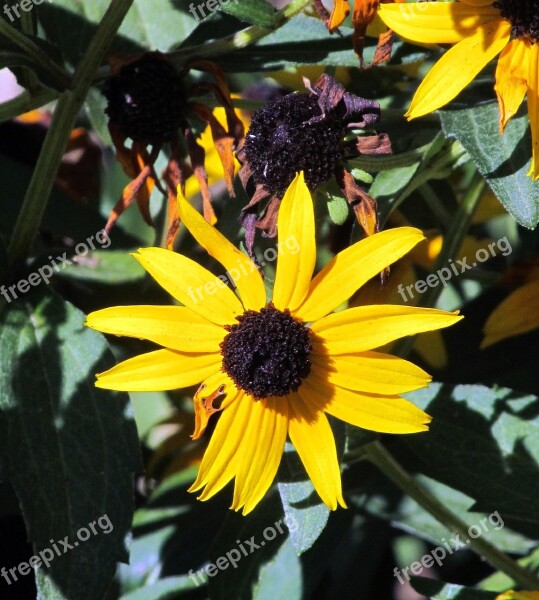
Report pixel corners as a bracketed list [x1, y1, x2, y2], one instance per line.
[0, 290, 140, 599]
[220, 0, 276, 27]
[441, 102, 539, 229]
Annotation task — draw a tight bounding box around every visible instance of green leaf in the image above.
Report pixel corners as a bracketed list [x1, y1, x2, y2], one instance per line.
[119, 576, 197, 600]
[219, 0, 276, 27]
[37, 0, 194, 65]
[277, 442, 330, 554]
[208, 492, 301, 600]
[441, 102, 539, 229]
[326, 194, 349, 226]
[402, 383, 539, 541]
[216, 16, 358, 72]
[252, 538, 302, 600]
[411, 576, 498, 599]
[0, 289, 140, 599]
[57, 249, 146, 284]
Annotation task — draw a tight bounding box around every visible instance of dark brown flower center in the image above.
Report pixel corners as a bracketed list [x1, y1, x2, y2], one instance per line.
[103, 53, 186, 145]
[220, 304, 312, 399]
[243, 93, 346, 197]
[493, 0, 539, 42]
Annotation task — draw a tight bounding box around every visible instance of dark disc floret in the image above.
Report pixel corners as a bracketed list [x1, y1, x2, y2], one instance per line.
[103, 53, 187, 145]
[493, 0, 539, 41]
[220, 304, 312, 399]
[243, 93, 346, 197]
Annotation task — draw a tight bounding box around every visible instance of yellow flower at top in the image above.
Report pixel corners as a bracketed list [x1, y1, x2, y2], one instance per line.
[86, 173, 461, 515]
[379, 0, 539, 179]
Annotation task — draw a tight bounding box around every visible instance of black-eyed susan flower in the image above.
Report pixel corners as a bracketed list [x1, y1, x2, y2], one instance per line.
[237, 74, 391, 255]
[379, 0, 539, 179]
[86, 172, 462, 514]
[102, 52, 244, 247]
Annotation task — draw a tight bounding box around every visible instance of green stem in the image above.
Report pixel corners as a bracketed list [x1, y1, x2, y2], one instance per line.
[365, 440, 539, 590]
[18, 9, 40, 94]
[168, 0, 311, 63]
[0, 89, 58, 124]
[6, 0, 134, 266]
[0, 17, 71, 90]
[393, 171, 484, 357]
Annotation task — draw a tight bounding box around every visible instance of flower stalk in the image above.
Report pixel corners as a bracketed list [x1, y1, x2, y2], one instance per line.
[365, 440, 539, 590]
[6, 0, 135, 266]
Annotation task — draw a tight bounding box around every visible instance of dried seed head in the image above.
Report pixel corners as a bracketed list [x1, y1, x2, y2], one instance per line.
[103, 53, 186, 145]
[243, 93, 346, 196]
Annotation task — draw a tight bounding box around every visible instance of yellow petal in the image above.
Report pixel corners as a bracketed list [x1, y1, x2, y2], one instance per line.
[189, 390, 250, 498]
[273, 172, 316, 312]
[311, 350, 431, 395]
[329, 0, 350, 31]
[413, 330, 448, 370]
[86, 305, 224, 352]
[295, 227, 424, 322]
[95, 349, 221, 391]
[495, 38, 529, 132]
[378, 2, 501, 45]
[481, 279, 539, 347]
[312, 305, 462, 354]
[406, 20, 510, 119]
[133, 247, 244, 326]
[527, 42, 539, 180]
[178, 191, 266, 311]
[304, 375, 431, 433]
[289, 391, 346, 510]
[232, 397, 288, 515]
[191, 371, 239, 440]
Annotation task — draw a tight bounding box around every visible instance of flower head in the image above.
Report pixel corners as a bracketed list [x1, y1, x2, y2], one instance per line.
[86, 173, 462, 514]
[102, 52, 244, 246]
[237, 74, 391, 255]
[379, 0, 539, 178]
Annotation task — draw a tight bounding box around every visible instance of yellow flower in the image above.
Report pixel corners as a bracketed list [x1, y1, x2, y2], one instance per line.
[86, 173, 461, 515]
[379, 0, 539, 179]
[497, 591, 539, 600]
[482, 260, 539, 347]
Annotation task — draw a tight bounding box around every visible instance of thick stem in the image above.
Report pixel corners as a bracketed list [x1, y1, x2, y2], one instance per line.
[6, 0, 134, 266]
[168, 0, 311, 64]
[365, 440, 539, 590]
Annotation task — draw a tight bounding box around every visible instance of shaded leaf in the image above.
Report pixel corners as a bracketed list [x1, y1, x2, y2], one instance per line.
[0, 290, 140, 599]
[219, 0, 276, 28]
[441, 102, 539, 229]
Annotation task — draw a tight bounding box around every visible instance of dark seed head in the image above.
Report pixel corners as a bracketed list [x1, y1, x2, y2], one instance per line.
[243, 93, 346, 197]
[103, 53, 187, 145]
[493, 0, 539, 42]
[220, 305, 312, 399]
